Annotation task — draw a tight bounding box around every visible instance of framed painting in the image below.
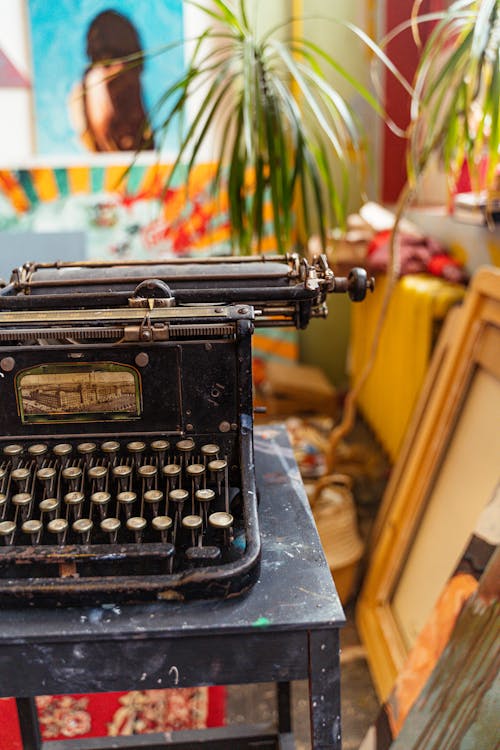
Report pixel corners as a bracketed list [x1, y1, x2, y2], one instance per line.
[27, 0, 184, 156]
[356, 267, 500, 700]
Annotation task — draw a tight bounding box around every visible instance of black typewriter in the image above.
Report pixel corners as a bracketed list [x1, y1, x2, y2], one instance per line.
[0, 255, 372, 606]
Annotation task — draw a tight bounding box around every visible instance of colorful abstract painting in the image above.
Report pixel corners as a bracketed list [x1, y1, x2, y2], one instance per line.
[28, 0, 184, 155]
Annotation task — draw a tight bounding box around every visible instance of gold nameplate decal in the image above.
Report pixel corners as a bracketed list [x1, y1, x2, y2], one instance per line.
[16, 363, 142, 425]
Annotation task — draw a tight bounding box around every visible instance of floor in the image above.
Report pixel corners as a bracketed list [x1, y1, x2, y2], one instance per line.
[225, 415, 389, 748]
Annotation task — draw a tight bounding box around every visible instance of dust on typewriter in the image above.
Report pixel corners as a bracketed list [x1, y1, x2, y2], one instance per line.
[0, 255, 372, 605]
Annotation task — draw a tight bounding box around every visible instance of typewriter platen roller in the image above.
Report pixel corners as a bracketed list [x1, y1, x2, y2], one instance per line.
[0, 254, 372, 605]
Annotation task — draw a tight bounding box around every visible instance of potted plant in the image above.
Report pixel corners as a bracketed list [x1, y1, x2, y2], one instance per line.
[151, 0, 399, 255]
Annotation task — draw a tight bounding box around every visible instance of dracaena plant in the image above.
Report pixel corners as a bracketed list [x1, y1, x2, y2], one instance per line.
[152, 0, 399, 255]
[407, 0, 500, 194]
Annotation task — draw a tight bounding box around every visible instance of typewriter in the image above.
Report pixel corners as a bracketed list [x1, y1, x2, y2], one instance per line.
[0, 255, 372, 606]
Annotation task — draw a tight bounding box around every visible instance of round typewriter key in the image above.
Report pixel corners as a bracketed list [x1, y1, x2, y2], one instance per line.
[22, 518, 43, 544]
[144, 489, 163, 517]
[101, 440, 120, 456]
[195, 488, 215, 526]
[0, 520, 16, 545]
[47, 517, 68, 544]
[127, 440, 146, 453]
[3, 444, 23, 468]
[169, 488, 189, 507]
[91, 491, 111, 519]
[182, 514, 203, 545]
[39, 497, 59, 520]
[175, 438, 194, 455]
[28, 443, 48, 466]
[88, 465, 108, 491]
[101, 516, 121, 542]
[117, 490, 137, 519]
[162, 463, 181, 480]
[12, 492, 32, 522]
[152, 515, 173, 543]
[62, 465, 83, 491]
[77, 442, 97, 457]
[113, 464, 133, 492]
[53, 443, 73, 467]
[127, 441, 146, 470]
[0, 493, 6, 519]
[186, 463, 205, 479]
[72, 517, 93, 543]
[11, 467, 31, 493]
[126, 515, 147, 543]
[201, 443, 220, 460]
[209, 511, 233, 545]
[151, 439, 169, 464]
[64, 491, 85, 520]
[37, 466, 57, 496]
[138, 464, 157, 490]
[209, 511, 233, 529]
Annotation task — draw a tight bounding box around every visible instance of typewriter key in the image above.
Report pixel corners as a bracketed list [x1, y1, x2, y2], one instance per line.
[117, 490, 137, 519]
[11, 467, 31, 494]
[47, 517, 68, 545]
[28, 443, 48, 466]
[22, 519, 43, 545]
[64, 491, 85, 520]
[127, 441, 146, 470]
[209, 511, 233, 546]
[91, 491, 111, 519]
[39, 497, 59, 520]
[162, 464, 181, 495]
[152, 515, 173, 543]
[186, 463, 205, 510]
[101, 441, 120, 461]
[169, 488, 189, 542]
[3, 444, 23, 468]
[151, 440, 169, 465]
[208, 458, 229, 508]
[77, 442, 97, 457]
[144, 489, 163, 517]
[37, 467, 57, 496]
[195, 488, 215, 526]
[12, 492, 32, 522]
[182, 514, 203, 546]
[62, 465, 83, 491]
[113, 464, 133, 492]
[201, 443, 220, 461]
[101, 516, 121, 543]
[53, 443, 73, 467]
[176, 438, 195, 466]
[126, 516, 147, 543]
[0, 493, 6, 519]
[73, 518, 93, 544]
[0, 520, 16, 545]
[138, 464, 157, 491]
[88, 465, 108, 491]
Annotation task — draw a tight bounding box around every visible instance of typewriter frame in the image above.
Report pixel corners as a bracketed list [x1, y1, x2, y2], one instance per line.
[0, 254, 372, 606]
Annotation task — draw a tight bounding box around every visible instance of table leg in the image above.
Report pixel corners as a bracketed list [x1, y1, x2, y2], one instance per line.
[15, 697, 42, 750]
[277, 681, 292, 733]
[308, 629, 341, 750]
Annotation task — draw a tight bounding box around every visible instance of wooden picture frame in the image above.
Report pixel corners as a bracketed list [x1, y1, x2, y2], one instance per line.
[356, 267, 500, 701]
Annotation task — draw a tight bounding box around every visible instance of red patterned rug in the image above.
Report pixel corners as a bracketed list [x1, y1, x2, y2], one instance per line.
[0, 687, 225, 747]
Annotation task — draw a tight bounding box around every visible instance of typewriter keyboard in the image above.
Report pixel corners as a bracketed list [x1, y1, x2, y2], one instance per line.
[0, 437, 251, 603]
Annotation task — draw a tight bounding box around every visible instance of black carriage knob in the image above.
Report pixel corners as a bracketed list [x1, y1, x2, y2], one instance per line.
[333, 267, 375, 301]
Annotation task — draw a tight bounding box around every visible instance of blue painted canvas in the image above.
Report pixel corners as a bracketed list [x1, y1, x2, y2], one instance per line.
[28, 0, 184, 156]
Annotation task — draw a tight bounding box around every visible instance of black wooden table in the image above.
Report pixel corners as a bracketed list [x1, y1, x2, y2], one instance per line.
[0, 425, 345, 749]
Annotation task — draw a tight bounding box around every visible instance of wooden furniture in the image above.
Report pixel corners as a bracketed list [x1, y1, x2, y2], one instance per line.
[0, 424, 345, 749]
[357, 267, 500, 700]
